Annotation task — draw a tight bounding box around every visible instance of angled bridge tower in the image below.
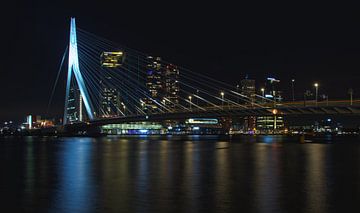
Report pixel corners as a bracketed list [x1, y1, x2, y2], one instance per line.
[63, 18, 94, 124]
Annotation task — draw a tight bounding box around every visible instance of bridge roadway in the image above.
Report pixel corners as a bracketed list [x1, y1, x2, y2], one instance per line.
[85, 99, 360, 126]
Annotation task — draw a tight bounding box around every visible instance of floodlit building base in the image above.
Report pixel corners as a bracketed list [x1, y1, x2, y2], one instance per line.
[100, 122, 163, 135]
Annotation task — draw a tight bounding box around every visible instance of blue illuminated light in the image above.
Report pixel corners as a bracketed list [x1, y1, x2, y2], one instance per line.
[267, 77, 280, 82]
[263, 136, 275, 143]
[139, 129, 148, 134]
[64, 18, 94, 124]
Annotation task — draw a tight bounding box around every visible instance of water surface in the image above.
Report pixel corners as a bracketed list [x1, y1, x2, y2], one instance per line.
[0, 135, 359, 212]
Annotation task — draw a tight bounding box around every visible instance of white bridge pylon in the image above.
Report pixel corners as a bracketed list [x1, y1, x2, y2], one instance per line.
[63, 17, 94, 124]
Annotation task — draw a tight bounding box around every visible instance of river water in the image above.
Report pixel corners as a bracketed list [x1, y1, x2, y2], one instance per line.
[0, 135, 359, 212]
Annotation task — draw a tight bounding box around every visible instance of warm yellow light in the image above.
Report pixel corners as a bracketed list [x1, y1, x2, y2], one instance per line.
[272, 109, 278, 115]
[261, 88, 265, 92]
[188, 96, 192, 100]
[220, 92, 224, 96]
[314, 83, 319, 87]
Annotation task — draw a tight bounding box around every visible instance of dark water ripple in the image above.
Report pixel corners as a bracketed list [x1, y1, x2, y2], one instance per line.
[0, 135, 359, 213]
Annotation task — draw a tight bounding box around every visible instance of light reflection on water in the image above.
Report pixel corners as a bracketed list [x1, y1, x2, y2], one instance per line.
[50, 138, 97, 212]
[0, 135, 359, 212]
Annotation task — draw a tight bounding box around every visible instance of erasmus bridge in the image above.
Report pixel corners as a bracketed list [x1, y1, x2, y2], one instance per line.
[55, 18, 360, 132]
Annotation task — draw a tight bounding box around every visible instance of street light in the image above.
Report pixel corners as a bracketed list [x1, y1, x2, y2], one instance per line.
[314, 83, 319, 106]
[121, 102, 126, 116]
[236, 85, 240, 103]
[140, 99, 145, 108]
[188, 96, 192, 110]
[220, 92, 224, 109]
[272, 109, 278, 131]
[260, 88, 265, 97]
[291, 79, 295, 101]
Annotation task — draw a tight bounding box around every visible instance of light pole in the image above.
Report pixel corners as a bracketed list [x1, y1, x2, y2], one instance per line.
[314, 83, 319, 106]
[291, 79, 295, 101]
[196, 89, 199, 106]
[189, 96, 192, 110]
[260, 88, 265, 103]
[140, 99, 145, 108]
[272, 109, 278, 132]
[260, 88, 265, 97]
[236, 85, 240, 103]
[220, 91, 224, 109]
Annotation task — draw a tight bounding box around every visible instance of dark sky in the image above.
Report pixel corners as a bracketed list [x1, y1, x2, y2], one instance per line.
[1, 1, 360, 123]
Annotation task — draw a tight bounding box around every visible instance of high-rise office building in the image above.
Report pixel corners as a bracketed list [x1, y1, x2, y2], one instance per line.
[163, 64, 180, 109]
[143, 56, 163, 112]
[65, 81, 85, 123]
[100, 51, 124, 68]
[99, 51, 124, 117]
[143, 56, 179, 112]
[240, 76, 256, 131]
[240, 77, 256, 102]
[100, 84, 121, 117]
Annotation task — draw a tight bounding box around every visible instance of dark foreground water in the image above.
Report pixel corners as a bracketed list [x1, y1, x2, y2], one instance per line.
[0, 135, 359, 213]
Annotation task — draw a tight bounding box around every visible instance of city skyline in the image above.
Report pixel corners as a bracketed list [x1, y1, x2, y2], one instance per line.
[1, 3, 360, 212]
[2, 1, 360, 122]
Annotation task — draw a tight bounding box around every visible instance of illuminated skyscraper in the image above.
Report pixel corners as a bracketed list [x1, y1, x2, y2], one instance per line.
[99, 51, 125, 117]
[143, 56, 163, 111]
[143, 56, 179, 112]
[100, 77, 122, 117]
[66, 84, 85, 122]
[100, 51, 124, 68]
[163, 64, 180, 109]
[241, 76, 256, 105]
[240, 76, 256, 131]
[240, 77, 256, 102]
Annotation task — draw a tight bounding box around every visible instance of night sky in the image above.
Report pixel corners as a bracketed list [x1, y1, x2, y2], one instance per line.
[1, 1, 360, 123]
